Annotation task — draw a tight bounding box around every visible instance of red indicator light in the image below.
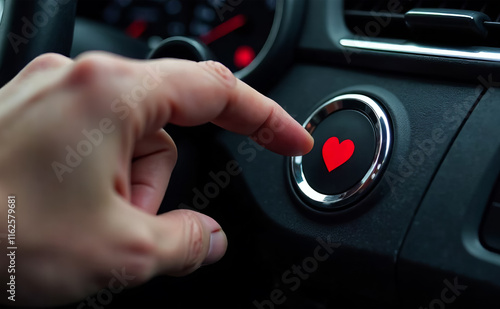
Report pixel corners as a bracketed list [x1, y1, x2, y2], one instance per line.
[126, 20, 147, 39]
[322, 137, 355, 172]
[234, 45, 256, 69]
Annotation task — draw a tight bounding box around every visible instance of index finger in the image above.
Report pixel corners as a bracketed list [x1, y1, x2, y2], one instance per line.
[70, 53, 314, 156]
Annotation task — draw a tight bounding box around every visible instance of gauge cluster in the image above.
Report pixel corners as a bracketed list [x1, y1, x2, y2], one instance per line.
[77, 0, 276, 72]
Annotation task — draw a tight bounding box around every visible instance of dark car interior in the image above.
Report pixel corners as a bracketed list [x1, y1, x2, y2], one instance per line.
[2, 0, 500, 308]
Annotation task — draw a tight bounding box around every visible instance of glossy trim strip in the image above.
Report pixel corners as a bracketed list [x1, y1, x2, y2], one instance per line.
[405, 10, 474, 20]
[340, 38, 500, 62]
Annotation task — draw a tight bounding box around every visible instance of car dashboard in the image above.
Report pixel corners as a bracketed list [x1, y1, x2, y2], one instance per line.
[69, 0, 500, 308]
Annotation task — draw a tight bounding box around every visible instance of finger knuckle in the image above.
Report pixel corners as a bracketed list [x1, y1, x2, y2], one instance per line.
[199, 60, 237, 88]
[30, 53, 68, 66]
[69, 52, 114, 84]
[180, 211, 205, 272]
[22, 53, 69, 75]
[64, 52, 128, 116]
[69, 51, 134, 91]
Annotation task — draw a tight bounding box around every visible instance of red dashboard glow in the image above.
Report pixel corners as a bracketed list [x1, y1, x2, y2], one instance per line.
[200, 14, 247, 45]
[126, 20, 147, 39]
[234, 46, 256, 69]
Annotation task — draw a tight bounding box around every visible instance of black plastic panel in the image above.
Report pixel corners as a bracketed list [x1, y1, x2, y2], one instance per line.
[482, 176, 500, 253]
[482, 202, 500, 253]
[398, 87, 500, 308]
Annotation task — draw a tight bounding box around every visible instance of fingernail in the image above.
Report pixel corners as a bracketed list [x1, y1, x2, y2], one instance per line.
[202, 230, 227, 266]
[196, 213, 228, 266]
[197, 213, 221, 233]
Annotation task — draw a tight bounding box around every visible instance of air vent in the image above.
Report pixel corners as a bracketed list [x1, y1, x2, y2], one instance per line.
[344, 0, 500, 47]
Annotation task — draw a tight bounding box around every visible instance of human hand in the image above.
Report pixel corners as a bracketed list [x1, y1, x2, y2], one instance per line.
[0, 52, 313, 306]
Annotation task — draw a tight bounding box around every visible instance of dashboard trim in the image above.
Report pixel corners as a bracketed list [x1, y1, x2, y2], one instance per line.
[340, 38, 500, 62]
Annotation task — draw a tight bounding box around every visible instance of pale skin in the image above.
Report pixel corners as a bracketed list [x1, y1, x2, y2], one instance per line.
[0, 52, 313, 306]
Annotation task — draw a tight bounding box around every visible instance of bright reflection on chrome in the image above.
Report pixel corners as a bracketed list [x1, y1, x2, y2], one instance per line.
[0, 0, 4, 22]
[406, 10, 474, 20]
[340, 38, 500, 62]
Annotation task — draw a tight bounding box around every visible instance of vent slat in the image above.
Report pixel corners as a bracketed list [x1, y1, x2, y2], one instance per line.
[344, 0, 500, 47]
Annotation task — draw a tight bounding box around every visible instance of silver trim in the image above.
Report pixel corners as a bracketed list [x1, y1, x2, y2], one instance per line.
[0, 0, 4, 23]
[291, 94, 392, 210]
[406, 10, 474, 20]
[235, 0, 283, 79]
[340, 38, 500, 62]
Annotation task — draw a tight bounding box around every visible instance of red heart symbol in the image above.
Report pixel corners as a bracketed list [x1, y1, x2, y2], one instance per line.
[322, 137, 355, 172]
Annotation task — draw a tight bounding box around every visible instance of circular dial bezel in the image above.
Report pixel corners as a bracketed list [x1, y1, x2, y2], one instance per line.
[290, 94, 392, 210]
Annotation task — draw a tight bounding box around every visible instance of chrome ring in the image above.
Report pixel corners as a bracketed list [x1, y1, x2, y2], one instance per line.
[290, 94, 392, 210]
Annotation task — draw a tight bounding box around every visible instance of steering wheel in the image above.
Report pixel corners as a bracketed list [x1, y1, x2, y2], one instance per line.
[0, 0, 78, 86]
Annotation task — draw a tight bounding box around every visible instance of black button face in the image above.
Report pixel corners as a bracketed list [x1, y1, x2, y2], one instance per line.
[302, 110, 376, 195]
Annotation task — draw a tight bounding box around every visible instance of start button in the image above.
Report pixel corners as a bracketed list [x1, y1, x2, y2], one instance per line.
[290, 94, 392, 211]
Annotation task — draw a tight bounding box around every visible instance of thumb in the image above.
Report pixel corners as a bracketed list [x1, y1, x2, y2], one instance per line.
[152, 209, 227, 276]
